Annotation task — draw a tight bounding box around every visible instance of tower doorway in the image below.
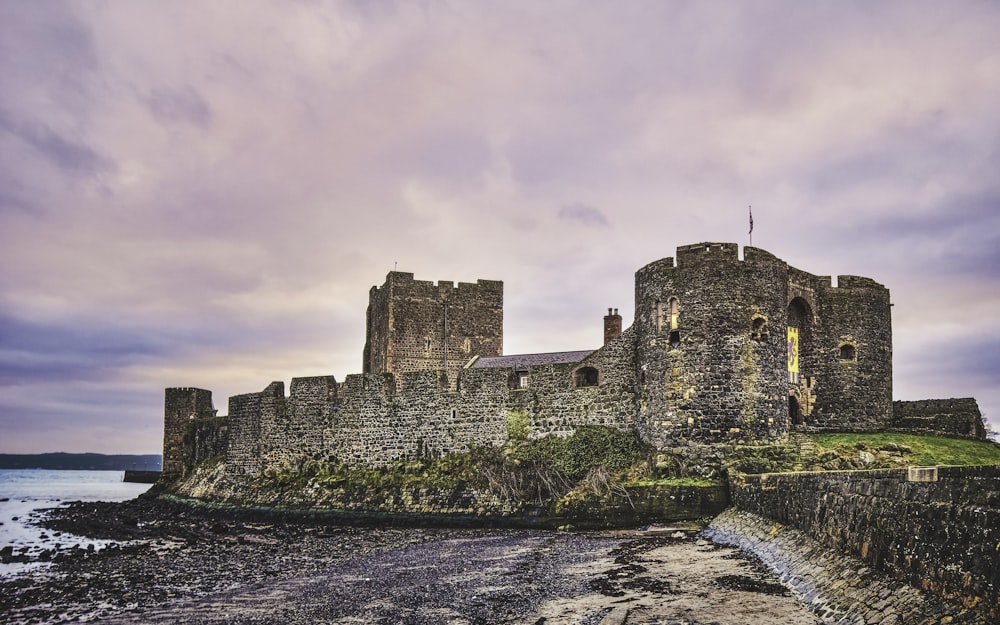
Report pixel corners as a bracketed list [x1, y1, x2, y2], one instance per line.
[789, 395, 803, 425]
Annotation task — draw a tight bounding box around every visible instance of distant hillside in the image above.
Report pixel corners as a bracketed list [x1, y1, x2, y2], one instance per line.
[0, 453, 162, 471]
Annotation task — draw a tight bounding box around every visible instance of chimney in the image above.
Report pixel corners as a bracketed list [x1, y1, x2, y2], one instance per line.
[604, 307, 622, 345]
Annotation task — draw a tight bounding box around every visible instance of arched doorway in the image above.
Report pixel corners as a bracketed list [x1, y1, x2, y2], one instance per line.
[787, 297, 813, 384]
[789, 395, 803, 425]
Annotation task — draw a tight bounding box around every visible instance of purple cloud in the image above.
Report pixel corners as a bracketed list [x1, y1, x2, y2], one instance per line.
[557, 203, 611, 228]
[141, 86, 214, 129]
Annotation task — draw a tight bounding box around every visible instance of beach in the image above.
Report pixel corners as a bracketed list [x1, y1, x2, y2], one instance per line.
[2, 494, 822, 624]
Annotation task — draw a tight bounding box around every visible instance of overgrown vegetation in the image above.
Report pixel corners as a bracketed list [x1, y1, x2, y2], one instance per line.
[252, 427, 1000, 513]
[505, 410, 530, 442]
[256, 425, 722, 514]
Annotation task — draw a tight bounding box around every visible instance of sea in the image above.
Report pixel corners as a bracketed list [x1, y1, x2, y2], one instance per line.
[0, 469, 152, 578]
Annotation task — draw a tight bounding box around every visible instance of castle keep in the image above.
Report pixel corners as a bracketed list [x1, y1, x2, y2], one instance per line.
[163, 242, 982, 477]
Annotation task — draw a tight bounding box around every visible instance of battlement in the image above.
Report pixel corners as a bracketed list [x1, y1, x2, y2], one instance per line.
[378, 271, 503, 299]
[638, 243, 787, 278]
[836, 275, 887, 291]
[676, 242, 739, 266]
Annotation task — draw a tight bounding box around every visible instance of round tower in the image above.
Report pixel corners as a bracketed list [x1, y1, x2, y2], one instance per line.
[634, 243, 790, 446]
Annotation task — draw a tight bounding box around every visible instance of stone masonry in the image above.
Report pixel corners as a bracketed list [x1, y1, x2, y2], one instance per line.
[164, 242, 982, 476]
[725, 465, 1000, 622]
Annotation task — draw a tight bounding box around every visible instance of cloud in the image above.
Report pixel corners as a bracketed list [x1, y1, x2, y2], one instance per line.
[1, 1, 1000, 451]
[140, 86, 213, 129]
[557, 203, 611, 228]
[0, 111, 113, 174]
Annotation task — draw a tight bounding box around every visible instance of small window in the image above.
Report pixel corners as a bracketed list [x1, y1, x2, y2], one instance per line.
[575, 366, 600, 387]
[840, 344, 857, 361]
[518, 374, 529, 388]
[668, 298, 680, 330]
[463, 338, 471, 353]
[424, 337, 431, 352]
[450, 408, 457, 419]
[669, 330, 681, 348]
[751, 317, 768, 342]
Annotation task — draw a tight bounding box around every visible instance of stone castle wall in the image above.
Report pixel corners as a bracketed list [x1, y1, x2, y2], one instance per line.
[729, 466, 1000, 619]
[892, 398, 985, 439]
[213, 332, 640, 472]
[191, 326, 638, 474]
[509, 328, 637, 437]
[167, 242, 979, 477]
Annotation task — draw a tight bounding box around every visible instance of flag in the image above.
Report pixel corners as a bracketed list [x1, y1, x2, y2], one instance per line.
[749, 205, 754, 235]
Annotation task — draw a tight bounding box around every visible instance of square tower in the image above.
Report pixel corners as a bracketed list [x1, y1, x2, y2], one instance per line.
[362, 271, 503, 387]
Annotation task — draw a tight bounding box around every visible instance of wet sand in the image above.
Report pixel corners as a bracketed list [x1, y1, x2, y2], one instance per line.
[2, 498, 822, 624]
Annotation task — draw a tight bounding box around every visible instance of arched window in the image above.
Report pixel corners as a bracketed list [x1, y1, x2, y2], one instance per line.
[655, 297, 680, 333]
[751, 316, 768, 342]
[574, 366, 600, 388]
[787, 297, 812, 328]
[839, 343, 857, 361]
[668, 297, 680, 330]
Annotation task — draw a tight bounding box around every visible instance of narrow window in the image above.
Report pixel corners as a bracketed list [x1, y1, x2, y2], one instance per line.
[424, 337, 431, 352]
[462, 338, 471, 353]
[655, 301, 664, 331]
[668, 298, 680, 330]
[519, 374, 529, 388]
[669, 330, 681, 348]
[450, 408, 457, 419]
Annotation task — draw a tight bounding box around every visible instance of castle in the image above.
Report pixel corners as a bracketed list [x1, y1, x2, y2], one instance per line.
[163, 242, 984, 477]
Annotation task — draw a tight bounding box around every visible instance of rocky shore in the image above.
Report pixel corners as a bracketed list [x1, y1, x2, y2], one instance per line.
[2, 494, 823, 624]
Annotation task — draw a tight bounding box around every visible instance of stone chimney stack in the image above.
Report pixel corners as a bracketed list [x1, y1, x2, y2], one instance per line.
[604, 307, 622, 345]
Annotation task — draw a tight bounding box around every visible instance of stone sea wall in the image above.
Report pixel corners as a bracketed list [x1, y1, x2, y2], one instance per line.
[706, 508, 985, 624]
[728, 465, 1000, 621]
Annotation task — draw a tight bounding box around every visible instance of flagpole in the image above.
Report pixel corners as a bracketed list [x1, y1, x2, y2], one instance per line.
[748, 205, 753, 247]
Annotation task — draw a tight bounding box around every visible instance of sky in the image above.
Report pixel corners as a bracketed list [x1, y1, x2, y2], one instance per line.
[1, 1, 999, 454]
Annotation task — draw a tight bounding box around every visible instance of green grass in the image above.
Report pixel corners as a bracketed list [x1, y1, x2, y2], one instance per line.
[810, 433, 1000, 467]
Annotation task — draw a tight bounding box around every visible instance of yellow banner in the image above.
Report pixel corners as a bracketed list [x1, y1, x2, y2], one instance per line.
[787, 327, 799, 383]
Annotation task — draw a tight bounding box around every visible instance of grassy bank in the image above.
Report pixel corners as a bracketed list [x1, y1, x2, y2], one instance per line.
[810, 433, 1000, 467]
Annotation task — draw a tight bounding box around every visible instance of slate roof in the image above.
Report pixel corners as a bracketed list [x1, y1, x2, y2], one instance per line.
[469, 350, 594, 371]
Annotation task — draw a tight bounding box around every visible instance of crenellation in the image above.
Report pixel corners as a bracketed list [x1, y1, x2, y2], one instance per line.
[676, 242, 739, 266]
[168, 240, 983, 477]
